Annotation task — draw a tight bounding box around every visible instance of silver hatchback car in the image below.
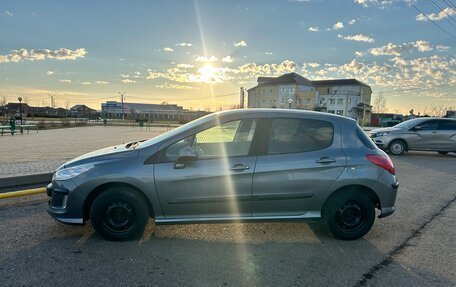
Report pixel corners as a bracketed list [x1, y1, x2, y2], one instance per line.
[370, 117, 456, 155]
[47, 109, 398, 241]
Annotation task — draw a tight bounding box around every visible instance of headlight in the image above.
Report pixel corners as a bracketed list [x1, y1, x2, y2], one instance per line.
[373, 131, 390, 137]
[54, 164, 94, 181]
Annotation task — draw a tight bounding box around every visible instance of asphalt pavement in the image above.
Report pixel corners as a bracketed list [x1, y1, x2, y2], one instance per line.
[0, 151, 455, 286]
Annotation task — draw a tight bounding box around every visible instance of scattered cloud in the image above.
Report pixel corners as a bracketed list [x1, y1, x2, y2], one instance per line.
[354, 0, 403, 9]
[355, 51, 366, 57]
[59, 79, 72, 83]
[265, 52, 274, 55]
[194, 55, 218, 62]
[222, 56, 235, 63]
[175, 43, 193, 47]
[308, 26, 320, 32]
[176, 63, 194, 68]
[46, 70, 54, 75]
[369, 41, 434, 56]
[333, 22, 344, 30]
[155, 82, 198, 90]
[163, 47, 174, 52]
[348, 19, 356, 25]
[5, 10, 13, 16]
[416, 7, 456, 21]
[121, 79, 136, 83]
[120, 74, 130, 78]
[233, 40, 248, 47]
[338, 34, 375, 43]
[0, 48, 87, 63]
[95, 81, 109, 84]
[436, 45, 450, 52]
[82, 81, 91, 85]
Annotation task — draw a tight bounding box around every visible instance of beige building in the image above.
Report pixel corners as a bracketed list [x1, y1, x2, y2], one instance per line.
[247, 72, 372, 124]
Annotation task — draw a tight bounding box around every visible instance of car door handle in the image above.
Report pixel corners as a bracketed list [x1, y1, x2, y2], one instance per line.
[230, 164, 250, 172]
[315, 157, 336, 164]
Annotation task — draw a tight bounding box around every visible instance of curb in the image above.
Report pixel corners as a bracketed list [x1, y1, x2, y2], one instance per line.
[0, 173, 53, 189]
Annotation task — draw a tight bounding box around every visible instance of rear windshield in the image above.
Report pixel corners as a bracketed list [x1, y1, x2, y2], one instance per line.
[356, 125, 376, 149]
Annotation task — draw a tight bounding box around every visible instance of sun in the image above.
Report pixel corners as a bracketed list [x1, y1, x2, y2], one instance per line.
[198, 63, 217, 83]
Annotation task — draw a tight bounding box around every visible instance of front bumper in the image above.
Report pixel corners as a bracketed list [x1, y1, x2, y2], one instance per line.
[47, 182, 84, 225]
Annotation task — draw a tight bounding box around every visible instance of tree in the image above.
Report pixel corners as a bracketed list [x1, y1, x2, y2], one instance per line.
[373, 93, 387, 114]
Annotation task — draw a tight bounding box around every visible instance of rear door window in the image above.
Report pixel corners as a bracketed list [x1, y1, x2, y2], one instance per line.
[437, 120, 456, 130]
[267, 118, 333, 154]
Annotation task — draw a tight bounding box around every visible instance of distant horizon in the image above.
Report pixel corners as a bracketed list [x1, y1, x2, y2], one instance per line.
[1, 0, 455, 114]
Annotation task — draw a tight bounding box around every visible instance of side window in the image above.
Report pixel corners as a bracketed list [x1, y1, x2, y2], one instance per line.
[194, 119, 256, 159]
[438, 120, 456, 130]
[417, 120, 438, 131]
[267, 118, 333, 155]
[160, 119, 257, 162]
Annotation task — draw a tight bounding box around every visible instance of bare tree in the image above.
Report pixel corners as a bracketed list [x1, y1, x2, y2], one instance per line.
[426, 104, 452, 117]
[373, 93, 387, 114]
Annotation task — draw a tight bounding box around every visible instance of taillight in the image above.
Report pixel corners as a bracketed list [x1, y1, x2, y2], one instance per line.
[366, 154, 396, 175]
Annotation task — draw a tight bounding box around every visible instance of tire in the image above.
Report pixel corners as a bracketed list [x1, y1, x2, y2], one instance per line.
[388, 140, 406, 155]
[438, 151, 448, 155]
[323, 191, 376, 240]
[90, 186, 149, 241]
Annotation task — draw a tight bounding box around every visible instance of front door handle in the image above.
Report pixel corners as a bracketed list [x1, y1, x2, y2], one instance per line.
[230, 164, 250, 172]
[315, 157, 336, 164]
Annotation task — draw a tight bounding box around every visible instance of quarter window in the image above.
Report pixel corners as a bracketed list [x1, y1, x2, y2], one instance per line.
[438, 120, 456, 130]
[267, 118, 333, 154]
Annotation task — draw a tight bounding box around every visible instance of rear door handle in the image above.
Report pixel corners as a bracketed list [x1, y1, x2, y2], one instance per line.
[230, 164, 250, 172]
[315, 157, 336, 164]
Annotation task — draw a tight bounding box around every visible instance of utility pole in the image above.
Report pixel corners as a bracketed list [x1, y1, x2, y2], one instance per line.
[119, 92, 126, 120]
[239, 87, 245, 109]
[51, 95, 55, 109]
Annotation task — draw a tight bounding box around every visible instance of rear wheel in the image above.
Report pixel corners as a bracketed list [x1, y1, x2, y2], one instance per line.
[90, 186, 149, 241]
[323, 191, 375, 240]
[388, 140, 406, 155]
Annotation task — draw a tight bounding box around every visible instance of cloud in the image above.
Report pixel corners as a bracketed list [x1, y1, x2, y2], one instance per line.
[265, 51, 274, 55]
[176, 63, 194, 68]
[303, 62, 320, 68]
[95, 81, 109, 84]
[82, 81, 91, 85]
[46, 70, 54, 75]
[348, 19, 356, 25]
[5, 10, 13, 16]
[222, 56, 235, 63]
[121, 79, 136, 83]
[308, 26, 320, 32]
[175, 43, 193, 47]
[59, 79, 72, 83]
[355, 51, 366, 57]
[155, 82, 198, 90]
[369, 41, 434, 56]
[416, 7, 456, 21]
[120, 74, 130, 78]
[233, 40, 248, 47]
[338, 34, 375, 43]
[194, 55, 218, 62]
[333, 22, 344, 30]
[354, 0, 402, 9]
[436, 45, 450, 52]
[0, 48, 87, 63]
[163, 47, 174, 52]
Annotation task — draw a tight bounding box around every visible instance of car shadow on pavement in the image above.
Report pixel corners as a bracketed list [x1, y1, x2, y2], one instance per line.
[1, 218, 454, 287]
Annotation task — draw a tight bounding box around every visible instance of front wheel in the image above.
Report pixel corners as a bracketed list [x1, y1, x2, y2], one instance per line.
[323, 191, 375, 240]
[90, 186, 149, 241]
[388, 140, 406, 155]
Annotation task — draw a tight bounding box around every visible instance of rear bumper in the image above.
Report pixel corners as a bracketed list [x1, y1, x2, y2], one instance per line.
[379, 181, 399, 218]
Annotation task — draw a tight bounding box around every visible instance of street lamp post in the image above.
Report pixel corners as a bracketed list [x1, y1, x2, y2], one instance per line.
[288, 98, 294, 109]
[18, 97, 23, 125]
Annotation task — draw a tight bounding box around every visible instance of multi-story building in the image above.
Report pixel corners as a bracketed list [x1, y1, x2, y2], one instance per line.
[247, 73, 372, 124]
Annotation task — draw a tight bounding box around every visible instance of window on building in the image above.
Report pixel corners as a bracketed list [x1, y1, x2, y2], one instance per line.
[289, 87, 294, 93]
[328, 110, 335, 114]
[337, 110, 344, 115]
[327, 88, 330, 94]
[262, 90, 265, 94]
[337, 99, 344, 105]
[270, 89, 273, 94]
[306, 99, 311, 104]
[281, 99, 284, 104]
[330, 99, 335, 105]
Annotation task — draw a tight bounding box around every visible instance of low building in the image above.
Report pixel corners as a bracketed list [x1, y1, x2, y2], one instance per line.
[101, 101, 208, 122]
[70, 104, 99, 118]
[247, 72, 372, 124]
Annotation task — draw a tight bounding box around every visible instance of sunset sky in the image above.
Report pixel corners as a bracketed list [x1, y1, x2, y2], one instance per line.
[0, 0, 455, 113]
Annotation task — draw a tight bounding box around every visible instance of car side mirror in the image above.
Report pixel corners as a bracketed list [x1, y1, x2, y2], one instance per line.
[413, 126, 422, 131]
[175, 146, 197, 169]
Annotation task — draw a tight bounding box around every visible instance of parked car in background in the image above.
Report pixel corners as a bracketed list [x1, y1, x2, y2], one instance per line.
[370, 117, 456, 155]
[47, 109, 398, 241]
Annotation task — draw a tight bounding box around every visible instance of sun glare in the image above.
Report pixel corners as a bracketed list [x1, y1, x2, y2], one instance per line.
[198, 63, 218, 83]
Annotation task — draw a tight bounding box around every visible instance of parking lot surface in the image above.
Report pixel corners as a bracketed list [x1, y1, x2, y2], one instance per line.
[0, 150, 455, 286]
